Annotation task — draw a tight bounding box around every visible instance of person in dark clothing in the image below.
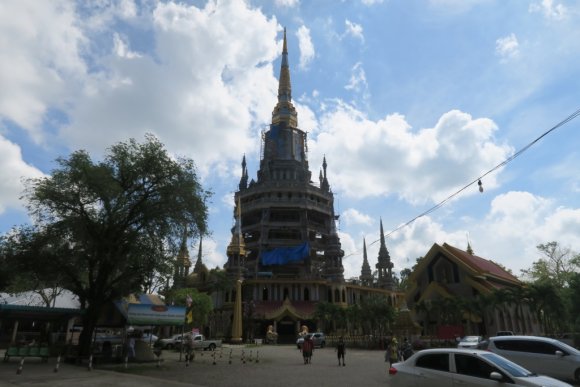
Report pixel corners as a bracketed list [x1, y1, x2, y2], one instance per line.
[336, 336, 346, 366]
[302, 335, 314, 364]
[401, 337, 413, 360]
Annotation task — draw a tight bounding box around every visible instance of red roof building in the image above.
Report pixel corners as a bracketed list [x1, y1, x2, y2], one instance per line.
[406, 243, 541, 338]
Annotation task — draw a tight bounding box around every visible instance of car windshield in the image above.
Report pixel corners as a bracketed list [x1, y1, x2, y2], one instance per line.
[556, 340, 580, 354]
[480, 353, 534, 377]
[461, 336, 479, 342]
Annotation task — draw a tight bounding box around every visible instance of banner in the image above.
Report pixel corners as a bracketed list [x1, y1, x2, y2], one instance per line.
[261, 242, 310, 265]
[126, 304, 186, 326]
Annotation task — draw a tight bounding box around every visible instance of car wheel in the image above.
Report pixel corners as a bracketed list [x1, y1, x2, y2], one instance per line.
[320, 341, 325, 348]
[209, 343, 216, 351]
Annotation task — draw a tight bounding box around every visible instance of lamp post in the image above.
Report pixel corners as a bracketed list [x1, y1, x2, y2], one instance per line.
[228, 198, 246, 344]
[231, 278, 243, 344]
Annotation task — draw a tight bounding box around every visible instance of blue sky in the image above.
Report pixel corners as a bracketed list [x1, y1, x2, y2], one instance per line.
[1, 0, 580, 281]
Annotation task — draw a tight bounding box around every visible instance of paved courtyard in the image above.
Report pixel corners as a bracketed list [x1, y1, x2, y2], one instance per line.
[0, 345, 391, 387]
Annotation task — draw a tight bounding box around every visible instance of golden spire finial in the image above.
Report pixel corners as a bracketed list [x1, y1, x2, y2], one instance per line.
[272, 27, 297, 127]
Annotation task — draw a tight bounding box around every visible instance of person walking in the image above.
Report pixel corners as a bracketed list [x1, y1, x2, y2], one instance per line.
[336, 336, 346, 366]
[302, 335, 314, 364]
[401, 337, 413, 360]
[128, 335, 136, 360]
[183, 333, 194, 365]
[385, 337, 399, 367]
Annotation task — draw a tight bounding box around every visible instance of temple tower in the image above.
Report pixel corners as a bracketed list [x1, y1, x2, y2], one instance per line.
[360, 238, 373, 286]
[173, 228, 191, 289]
[229, 28, 344, 280]
[376, 219, 394, 289]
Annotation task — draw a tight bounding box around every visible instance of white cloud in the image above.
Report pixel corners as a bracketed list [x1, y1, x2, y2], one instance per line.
[296, 25, 315, 69]
[275, 0, 300, 8]
[361, 0, 384, 5]
[529, 0, 567, 20]
[113, 33, 142, 59]
[344, 20, 364, 42]
[339, 191, 580, 278]
[475, 191, 580, 274]
[310, 106, 512, 204]
[0, 0, 87, 143]
[345, 62, 368, 94]
[338, 231, 360, 280]
[342, 208, 373, 226]
[56, 1, 280, 176]
[495, 33, 519, 60]
[0, 135, 45, 215]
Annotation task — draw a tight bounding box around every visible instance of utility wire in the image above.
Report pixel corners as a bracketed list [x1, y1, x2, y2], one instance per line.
[346, 106, 580, 258]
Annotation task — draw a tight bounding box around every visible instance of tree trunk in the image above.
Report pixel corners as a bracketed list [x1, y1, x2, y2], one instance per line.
[78, 302, 104, 358]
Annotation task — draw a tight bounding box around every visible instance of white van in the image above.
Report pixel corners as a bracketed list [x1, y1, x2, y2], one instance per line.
[482, 335, 580, 383]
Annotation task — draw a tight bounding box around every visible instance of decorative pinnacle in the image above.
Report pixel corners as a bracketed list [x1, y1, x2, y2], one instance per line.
[379, 218, 386, 248]
[272, 27, 297, 127]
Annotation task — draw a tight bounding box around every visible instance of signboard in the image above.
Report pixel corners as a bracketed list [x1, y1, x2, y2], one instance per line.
[126, 304, 186, 326]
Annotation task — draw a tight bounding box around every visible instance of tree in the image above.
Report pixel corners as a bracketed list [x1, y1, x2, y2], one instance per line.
[398, 268, 413, 292]
[313, 302, 341, 333]
[521, 242, 579, 288]
[358, 296, 395, 337]
[520, 242, 579, 333]
[165, 288, 212, 329]
[0, 135, 209, 356]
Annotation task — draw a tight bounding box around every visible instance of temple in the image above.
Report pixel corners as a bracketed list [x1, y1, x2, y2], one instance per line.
[177, 29, 402, 342]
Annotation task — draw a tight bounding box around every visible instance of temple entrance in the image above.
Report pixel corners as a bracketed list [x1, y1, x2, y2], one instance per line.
[276, 317, 297, 344]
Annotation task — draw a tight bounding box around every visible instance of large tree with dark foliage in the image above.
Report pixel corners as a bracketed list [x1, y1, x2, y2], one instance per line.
[0, 135, 209, 356]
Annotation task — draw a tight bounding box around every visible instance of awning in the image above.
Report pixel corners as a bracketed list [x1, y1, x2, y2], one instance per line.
[0, 304, 82, 320]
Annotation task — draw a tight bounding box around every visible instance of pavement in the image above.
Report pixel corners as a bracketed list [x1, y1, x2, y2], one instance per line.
[0, 345, 390, 387]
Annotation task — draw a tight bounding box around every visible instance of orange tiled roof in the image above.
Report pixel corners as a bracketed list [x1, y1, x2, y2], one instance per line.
[443, 243, 520, 284]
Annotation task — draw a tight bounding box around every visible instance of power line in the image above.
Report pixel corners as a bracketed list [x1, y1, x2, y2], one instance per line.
[345, 106, 580, 259]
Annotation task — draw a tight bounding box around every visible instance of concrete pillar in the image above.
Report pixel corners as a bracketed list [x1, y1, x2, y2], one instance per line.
[11, 320, 19, 344]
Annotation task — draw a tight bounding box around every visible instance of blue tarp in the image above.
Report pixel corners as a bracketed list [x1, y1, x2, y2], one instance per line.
[261, 242, 310, 265]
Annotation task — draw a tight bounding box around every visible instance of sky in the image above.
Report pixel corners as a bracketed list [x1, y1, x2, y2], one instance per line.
[1, 0, 580, 282]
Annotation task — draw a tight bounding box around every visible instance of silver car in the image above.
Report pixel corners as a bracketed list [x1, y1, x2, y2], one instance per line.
[482, 335, 580, 383]
[296, 332, 326, 349]
[389, 348, 572, 387]
[457, 335, 483, 349]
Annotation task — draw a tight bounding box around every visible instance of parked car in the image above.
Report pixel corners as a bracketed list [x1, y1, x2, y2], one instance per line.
[140, 333, 158, 343]
[481, 335, 580, 383]
[191, 334, 222, 351]
[558, 333, 579, 348]
[159, 334, 186, 349]
[457, 335, 483, 349]
[388, 348, 572, 387]
[296, 332, 326, 349]
[496, 330, 515, 336]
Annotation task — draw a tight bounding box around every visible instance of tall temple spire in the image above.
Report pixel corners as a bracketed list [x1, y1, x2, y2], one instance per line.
[239, 154, 248, 190]
[360, 237, 373, 286]
[379, 217, 386, 248]
[194, 237, 204, 273]
[271, 28, 298, 128]
[173, 226, 191, 288]
[376, 218, 394, 290]
[321, 156, 329, 191]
